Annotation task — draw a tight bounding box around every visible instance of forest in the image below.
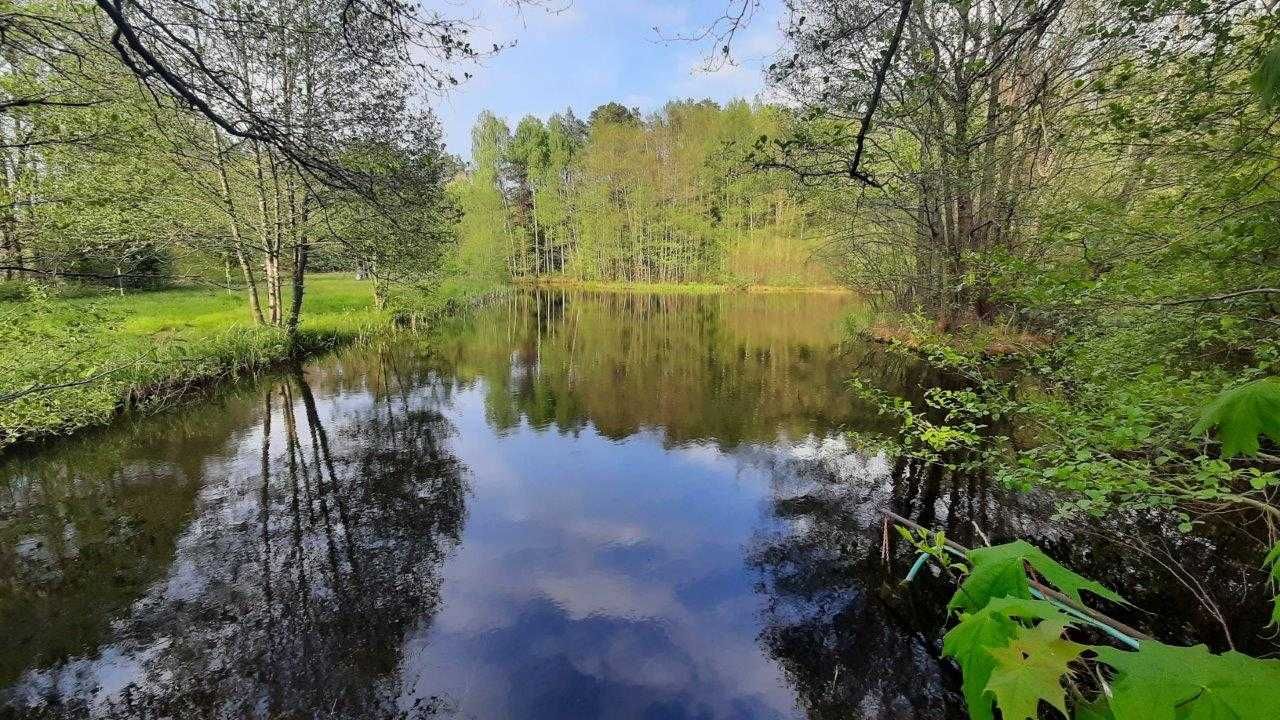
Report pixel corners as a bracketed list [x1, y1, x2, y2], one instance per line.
[3, 0, 1280, 719]
[451, 100, 834, 287]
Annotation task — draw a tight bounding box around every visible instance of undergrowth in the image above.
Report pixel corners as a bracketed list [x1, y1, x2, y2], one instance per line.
[851, 313, 1280, 631]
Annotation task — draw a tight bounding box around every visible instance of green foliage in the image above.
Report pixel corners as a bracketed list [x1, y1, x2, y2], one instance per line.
[943, 597, 1070, 720]
[996, 356, 1280, 521]
[861, 322, 1280, 528]
[950, 547, 1032, 614]
[929, 541, 1280, 720]
[938, 3, 1280, 532]
[848, 345, 1012, 473]
[1, 0, 461, 343]
[1094, 643, 1280, 720]
[1191, 378, 1280, 458]
[985, 619, 1087, 720]
[1265, 541, 1280, 627]
[0, 275, 394, 447]
[897, 526, 969, 574]
[450, 100, 835, 288]
[952, 540, 1127, 614]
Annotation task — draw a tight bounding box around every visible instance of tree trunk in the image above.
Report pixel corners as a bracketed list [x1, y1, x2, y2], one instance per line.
[214, 131, 266, 324]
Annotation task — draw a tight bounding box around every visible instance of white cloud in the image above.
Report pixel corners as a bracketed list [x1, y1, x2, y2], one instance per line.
[672, 56, 763, 102]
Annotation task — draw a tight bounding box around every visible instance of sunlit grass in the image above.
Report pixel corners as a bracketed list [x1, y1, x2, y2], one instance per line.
[42, 274, 380, 338]
[0, 274, 390, 448]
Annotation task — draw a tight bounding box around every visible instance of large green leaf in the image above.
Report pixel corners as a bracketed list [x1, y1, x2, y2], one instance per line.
[1254, 43, 1280, 110]
[1192, 378, 1280, 458]
[942, 598, 1067, 720]
[1094, 642, 1280, 720]
[984, 618, 1087, 720]
[950, 548, 1032, 614]
[950, 541, 1127, 613]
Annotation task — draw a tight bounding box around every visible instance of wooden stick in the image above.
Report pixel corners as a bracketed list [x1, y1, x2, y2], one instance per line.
[882, 509, 1152, 642]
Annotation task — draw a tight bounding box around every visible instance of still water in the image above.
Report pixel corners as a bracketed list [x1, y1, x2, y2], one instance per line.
[0, 290, 1272, 719]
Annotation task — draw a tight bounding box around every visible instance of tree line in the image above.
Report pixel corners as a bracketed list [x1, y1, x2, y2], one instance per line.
[451, 100, 835, 287]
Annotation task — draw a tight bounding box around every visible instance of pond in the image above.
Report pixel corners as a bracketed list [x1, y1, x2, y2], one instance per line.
[0, 290, 1273, 720]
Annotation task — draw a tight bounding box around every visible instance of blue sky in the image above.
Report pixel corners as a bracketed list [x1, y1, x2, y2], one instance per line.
[430, 0, 784, 160]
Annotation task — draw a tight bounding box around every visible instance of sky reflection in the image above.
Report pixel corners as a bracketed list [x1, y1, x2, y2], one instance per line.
[402, 383, 803, 718]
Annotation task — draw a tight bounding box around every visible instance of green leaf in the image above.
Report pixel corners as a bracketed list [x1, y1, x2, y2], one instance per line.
[1094, 642, 1280, 720]
[951, 541, 1126, 613]
[984, 618, 1087, 720]
[950, 548, 1031, 614]
[942, 598, 1067, 720]
[1254, 43, 1280, 110]
[1265, 541, 1280, 627]
[1263, 539, 1280, 579]
[1191, 378, 1280, 458]
[1073, 697, 1115, 720]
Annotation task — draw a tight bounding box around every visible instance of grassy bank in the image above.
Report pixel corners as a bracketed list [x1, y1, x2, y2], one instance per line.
[6, 274, 823, 450]
[1, 274, 395, 450]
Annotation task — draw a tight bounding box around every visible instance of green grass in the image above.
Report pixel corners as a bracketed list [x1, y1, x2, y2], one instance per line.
[0, 274, 393, 449]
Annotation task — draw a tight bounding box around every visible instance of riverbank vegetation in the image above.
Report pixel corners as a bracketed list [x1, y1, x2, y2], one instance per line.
[0, 275, 392, 449]
[787, 0, 1280, 532]
[714, 0, 1280, 716]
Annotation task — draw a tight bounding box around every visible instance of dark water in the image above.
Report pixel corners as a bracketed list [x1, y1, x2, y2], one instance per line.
[0, 290, 1274, 720]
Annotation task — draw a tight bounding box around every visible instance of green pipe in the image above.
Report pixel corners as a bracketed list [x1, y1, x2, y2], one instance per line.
[904, 552, 930, 582]
[1030, 588, 1141, 650]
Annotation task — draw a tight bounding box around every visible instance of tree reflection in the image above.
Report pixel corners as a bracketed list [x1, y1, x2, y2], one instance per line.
[743, 442, 1058, 720]
[4, 365, 467, 719]
[428, 289, 919, 446]
[748, 435, 1279, 720]
[0, 423, 210, 691]
[747, 450, 977, 720]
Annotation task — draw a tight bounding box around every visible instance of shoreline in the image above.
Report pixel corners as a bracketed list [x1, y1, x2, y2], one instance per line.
[0, 322, 386, 456]
[510, 278, 855, 295]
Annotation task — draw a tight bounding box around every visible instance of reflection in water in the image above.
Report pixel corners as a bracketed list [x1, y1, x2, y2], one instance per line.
[745, 444, 1009, 719]
[1, 289, 1272, 720]
[427, 290, 920, 446]
[1, 362, 465, 719]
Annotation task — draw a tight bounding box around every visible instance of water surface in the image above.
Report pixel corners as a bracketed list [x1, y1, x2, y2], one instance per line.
[1, 290, 1273, 720]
